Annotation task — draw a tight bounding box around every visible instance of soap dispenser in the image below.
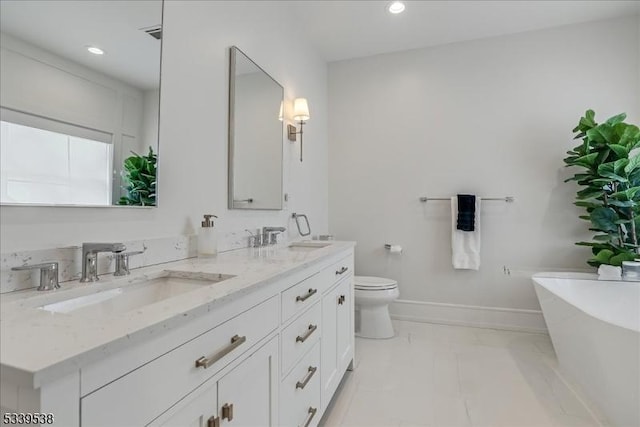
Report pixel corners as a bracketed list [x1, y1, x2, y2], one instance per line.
[198, 214, 218, 257]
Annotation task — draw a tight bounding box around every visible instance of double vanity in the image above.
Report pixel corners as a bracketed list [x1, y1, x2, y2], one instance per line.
[0, 241, 355, 427]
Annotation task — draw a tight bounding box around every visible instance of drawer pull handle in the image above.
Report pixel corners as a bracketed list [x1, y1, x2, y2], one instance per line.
[195, 335, 247, 369]
[222, 403, 234, 421]
[207, 416, 220, 427]
[336, 266, 349, 275]
[296, 288, 317, 302]
[302, 407, 318, 427]
[296, 366, 318, 389]
[338, 295, 346, 305]
[296, 324, 317, 343]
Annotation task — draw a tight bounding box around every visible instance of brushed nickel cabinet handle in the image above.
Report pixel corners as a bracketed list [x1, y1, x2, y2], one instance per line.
[296, 324, 317, 343]
[336, 266, 348, 275]
[302, 407, 318, 427]
[222, 403, 234, 421]
[195, 335, 247, 369]
[295, 366, 318, 389]
[296, 288, 317, 302]
[207, 416, 220, 427]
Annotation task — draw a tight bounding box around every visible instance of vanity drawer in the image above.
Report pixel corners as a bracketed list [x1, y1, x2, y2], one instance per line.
[281, 272, 324, 323]
[328, 254, 353, 288]
[81, 295, 279, 427]
[281, 303, 321, 376]
[281, 254, 354, 325]
[280, 342, 321, 427]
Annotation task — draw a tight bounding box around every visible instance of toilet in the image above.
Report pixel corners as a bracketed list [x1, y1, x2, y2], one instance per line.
[354, 276, 399, 339]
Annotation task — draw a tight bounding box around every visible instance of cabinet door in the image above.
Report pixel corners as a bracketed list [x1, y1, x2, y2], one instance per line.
[218, 337, 278, 427]
[320, 285, 339, 411]
[336, 278, 353, 372]
[150, 378, 218, 427]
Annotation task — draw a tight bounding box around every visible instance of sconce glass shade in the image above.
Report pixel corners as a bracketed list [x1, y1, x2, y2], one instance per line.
[293, 98, 310, 122]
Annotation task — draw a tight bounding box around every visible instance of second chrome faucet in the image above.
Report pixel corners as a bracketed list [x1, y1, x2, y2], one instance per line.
[80, 242, 126, 282]
[246, 227, 286, 247]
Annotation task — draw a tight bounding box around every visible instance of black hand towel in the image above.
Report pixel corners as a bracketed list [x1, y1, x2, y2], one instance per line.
[457, 194, 476, 232]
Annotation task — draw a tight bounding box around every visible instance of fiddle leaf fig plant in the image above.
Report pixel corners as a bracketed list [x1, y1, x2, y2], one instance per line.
[564, 110, 640, 267]
[118, 146, 157, 206]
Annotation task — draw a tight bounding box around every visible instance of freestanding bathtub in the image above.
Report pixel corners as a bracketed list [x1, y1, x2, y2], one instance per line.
[532, 273, 640, 427]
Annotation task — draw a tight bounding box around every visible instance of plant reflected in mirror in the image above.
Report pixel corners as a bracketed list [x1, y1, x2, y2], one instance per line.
[118, 147, 157, 206]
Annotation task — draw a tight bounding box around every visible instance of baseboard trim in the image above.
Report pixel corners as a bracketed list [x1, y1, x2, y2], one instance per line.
[390, 299, 548, 334]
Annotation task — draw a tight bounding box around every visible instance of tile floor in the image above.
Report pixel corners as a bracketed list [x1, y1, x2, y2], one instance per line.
[319, 320, 603, 427]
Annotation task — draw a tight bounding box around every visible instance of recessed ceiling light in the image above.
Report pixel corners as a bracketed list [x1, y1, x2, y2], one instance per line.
[387, 1, 406, 14]
[87, 46, 104, 55]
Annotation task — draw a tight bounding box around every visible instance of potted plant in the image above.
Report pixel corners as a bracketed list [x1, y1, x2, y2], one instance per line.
[118, 146, 157, 206]
[564, 110, 640, 267]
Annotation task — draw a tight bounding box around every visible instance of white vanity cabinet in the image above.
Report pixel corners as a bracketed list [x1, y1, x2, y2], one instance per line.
[0, 245, 355, 427]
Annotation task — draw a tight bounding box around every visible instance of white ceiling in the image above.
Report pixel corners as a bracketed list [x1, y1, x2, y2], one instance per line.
[0, 1, 637, 87]
[0, 1, 162, 90]
[289, 0, 640, 62]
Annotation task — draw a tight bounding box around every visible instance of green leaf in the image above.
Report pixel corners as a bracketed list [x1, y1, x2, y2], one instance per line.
[593, 234, 613, 242]
[574, 201, 602, 209]
[614, 158, 629, 174]
[587, 124, 616, 145]
[609, 252, 637, 266]
[590, 207, 619, 232]
[607, 199, 635, 208]
[609, 144, 629, 158]
[592, 249, 614, 264]
[597, 162, 628, 182]
[571, 153, 598, 168]
[624, 154, 640, 174]
[576, 187, 603, 200]
[605, 113, 627, 126]
[618, 124, 640, 146]
[610, 187, 640, 201]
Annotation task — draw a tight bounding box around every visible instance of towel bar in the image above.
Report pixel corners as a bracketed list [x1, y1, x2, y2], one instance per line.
[419, 196, 514, 203]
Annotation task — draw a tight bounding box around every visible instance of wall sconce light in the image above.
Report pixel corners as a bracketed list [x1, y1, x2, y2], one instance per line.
[288, 98, 310, 162]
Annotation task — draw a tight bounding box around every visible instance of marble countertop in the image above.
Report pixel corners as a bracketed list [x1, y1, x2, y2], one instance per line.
[0, 241, 355, 388]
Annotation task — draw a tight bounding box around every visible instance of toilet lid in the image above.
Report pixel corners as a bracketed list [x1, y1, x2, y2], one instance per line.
[354, 276, 397, 290]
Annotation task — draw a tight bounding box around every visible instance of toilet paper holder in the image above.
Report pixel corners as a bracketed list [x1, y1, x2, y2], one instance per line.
[384, 244, 403, 253]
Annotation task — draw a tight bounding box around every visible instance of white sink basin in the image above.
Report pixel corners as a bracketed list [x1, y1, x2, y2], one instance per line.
[287, 241, 332, 251]
[39, 271, 234, 317]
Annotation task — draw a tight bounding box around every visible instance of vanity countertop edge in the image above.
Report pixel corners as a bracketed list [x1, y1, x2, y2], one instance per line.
[0, 241, 356, 389]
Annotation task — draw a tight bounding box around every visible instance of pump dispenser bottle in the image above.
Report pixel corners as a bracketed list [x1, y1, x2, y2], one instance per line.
[198, 214, 218, 257]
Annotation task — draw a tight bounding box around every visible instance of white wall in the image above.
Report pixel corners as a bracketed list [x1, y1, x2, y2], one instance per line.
[0, 1, 328, 252]
[328, 17, 639, 319]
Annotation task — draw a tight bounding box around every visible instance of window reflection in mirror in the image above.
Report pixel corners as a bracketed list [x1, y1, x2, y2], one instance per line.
[0, 0, 162, 207]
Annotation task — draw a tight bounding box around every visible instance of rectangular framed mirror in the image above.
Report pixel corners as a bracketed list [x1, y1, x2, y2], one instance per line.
[228, 46, 284, 210]
[0, 0, 163, 207]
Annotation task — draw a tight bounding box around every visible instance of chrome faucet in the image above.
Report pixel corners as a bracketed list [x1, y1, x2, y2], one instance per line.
[262, 227, 286, 245]
[80, 242, 126, 282]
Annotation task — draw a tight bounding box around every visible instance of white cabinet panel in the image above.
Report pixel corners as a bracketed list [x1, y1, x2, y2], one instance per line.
[321, 276, 354, 411]
[218, 337, 278, 427]
[152, 378, 217, 427]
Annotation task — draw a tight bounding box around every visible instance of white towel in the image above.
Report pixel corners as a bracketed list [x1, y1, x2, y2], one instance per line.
[451, 196, 481, 270]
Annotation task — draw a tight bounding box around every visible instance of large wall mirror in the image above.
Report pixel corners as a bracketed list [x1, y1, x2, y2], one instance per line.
[228, 46, 284, 210]
[0, 1, 162, 207]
